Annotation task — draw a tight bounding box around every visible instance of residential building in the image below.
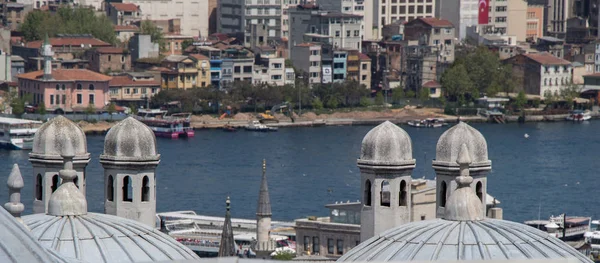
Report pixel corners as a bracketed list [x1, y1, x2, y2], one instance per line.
[566, 17, 594, 44]
[382, 20, 406, 41]
[375, 0, 435, 40]
[362, 40, 405, 91]
[423, 80, 442, 98]
[359, 53, 371, 89]
[189, 53, 211, 88]
[595, 41, 600, 72]
[208, 0, 218, 34]
[545, 0, 573, 38]
[288, 6, 363, 53]
[114, 25, 139, 43]
[106, 2, 141, 26]
[216, 0, 243, 35]
[220, 46, 254, 87]
[108, 72, 160, 107]
[197, 46, 222, 88]
[534, 36, 565, 58]
[332, 50, 347, 83]
[503, 52, 573, 97]
[87, 47, 131, 74]
[158, 55, 198, 89]
[162, 34, 194, 56]
[1, 2, 30, 31]
[11, 55, 24, 80]
[291, 43, 322, 85]
[345, 50, 360, 84]
[572, 42, 594, 73]
[253, 56, 287, 86]
[582, 73, 600, 102]
[243, 0, 282, 46]
[281, 0, 301, 41]
[122, 0, 209, 37]
[479, 0, 527, 43]
[403, 17, 455, 63]
[572, 62, 586, 84]
[319, 0, 373, 40]
[435, 0, 477, 40]
[18, 69, 112, 111]
[0, 50, 10, 82]
[526, 5, 544, 42]
[128, 34, 159, 62]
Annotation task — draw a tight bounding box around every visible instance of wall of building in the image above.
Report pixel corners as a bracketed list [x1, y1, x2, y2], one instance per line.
[89, 52, 131, 73]
[360, 60, 371, 89]
[376, 0, 436, 40]
[526, 5, 544, 42]
[217, 0, 244, 35]
[109, 85, 159, 104]
[123, 0, 209, 37]
[18, 79, 110, 110]
[294, 219, 360, 258]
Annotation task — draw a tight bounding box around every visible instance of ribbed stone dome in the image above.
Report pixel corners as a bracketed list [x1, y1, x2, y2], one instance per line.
[337, 219, 592, 262]
[358, 121, 415, 167]
[30, 116, 88, 159]
[23, 212, 200, 263]
[433, 122, 490, 169]
[102, 117, 159, 160]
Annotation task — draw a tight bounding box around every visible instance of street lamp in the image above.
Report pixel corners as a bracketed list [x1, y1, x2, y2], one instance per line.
[298, 75, 304, 115]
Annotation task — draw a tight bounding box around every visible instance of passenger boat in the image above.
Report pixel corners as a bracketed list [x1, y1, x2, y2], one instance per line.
[407, 118, 447, 128]
[525, 214, 591, 241]
[585, 220, 600, 260]
[0, 117, 42, 150]
[135, 109, 195, 138]
[566, 110, 591, 121]
[245, 120, 277, 132]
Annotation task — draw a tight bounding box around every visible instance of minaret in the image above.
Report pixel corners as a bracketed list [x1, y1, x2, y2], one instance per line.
[256, 159, 272, 251]
[218, 197, 236, 257]
[100, 117, 160, 227]
[42, 33, 53, 80]
[4, 164, 25, 227]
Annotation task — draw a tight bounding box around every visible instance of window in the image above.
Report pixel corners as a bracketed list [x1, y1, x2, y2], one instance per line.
[62, 95, 66, 104]
[234, 66, 241, 73]
[337, 240, 343, 255]
[362, 63, 367, 70]
[273, 63, 282, 69]
[440, 181, 447, 207]
[142, 176, 150, 202]
[380, 180, 390, 207]
[89, 94, 95, 105]
[133, 88, 138, 94]
[354, 30, 359, 37]
[108, 55, 111, 62]
[123, 176, 132, 202]
[35, 174, 42, 200]
[55, 84, 60, 90]
[51, 174, 59, 193]
[346, 30, 350, 37]
[50, 95, 54, 105]
[421, 215, 426, 220]
[77, 83, 82, 90]
[476, 181, 483, 202]
[312, 237, 320, 254]
[311, 61, 320, 67]
[335, 31, 340, 37]
[89, 84, 95, 90]
[271, 75, 282, 80]
[399, 180, 407, 206]
[107, 175, 114, 201]
[364, 180, 371, 206]
[304, 236, 310, 252]
[243, 66, 252, 73]
[362, 75, 367, 80]
[311, 50, 319, 56]
[327, 238, 334, 254]
[61, 84, 65, 90]
[77, 94, 82, 104]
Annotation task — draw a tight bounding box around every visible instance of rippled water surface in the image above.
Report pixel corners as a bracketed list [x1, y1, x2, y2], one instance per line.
[0, 121, 598, 223]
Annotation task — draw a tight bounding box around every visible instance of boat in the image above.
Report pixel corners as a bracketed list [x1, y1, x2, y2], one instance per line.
[585, 220, 600, 260]
[566, 110, 592, 121]
[245, 120, 278, 132]
[135, 109, 195, 138]
[0, 117, 42, 150]
[223, 124, 237, 132]
[525, 214, 591, 241]
[407, 118, 447, 128]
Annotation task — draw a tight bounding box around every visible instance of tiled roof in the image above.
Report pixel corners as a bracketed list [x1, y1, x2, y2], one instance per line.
[110, 3, 139, 12]
[113, 25, 139, 32]
[109, 75, 160, 87]
[524, 52, 571, 65]
[189, 54, 209, 60]
[18, 69, 112, 82]
[95, 47, 125, 54]
[359, 53, 371, 60]
[413, 17, 454, 28]
[422, 80, 441, 88]
[25, 37, 111, 49]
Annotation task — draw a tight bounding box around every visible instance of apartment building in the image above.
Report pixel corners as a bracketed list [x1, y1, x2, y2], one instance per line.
[504, 52, 573, 97]
[253, 56, 290, 86]
[158, 55, 198, 89]
[481, 0, 527, 42]
[281, 0, 301, 41]
[435, 0, 478, 40]
[196, 46, 223, 88]
[404, 17, 455, 62]
[108, 72, 160, 107]
[1, 2, 29, 31]
[189, 54, 211, 88]
[87, 47, 131, 74]
[375, 0, 435, 40]
[319, 0, 373, 40]
[122, 0, 209, 37]
[526, 5, 544, 42]
[106, 3, 141, 26]
[359, 53, 371, 89]
[218, 0, 283, 47]
[291, 43, 322, 84]
[220, 47, 254, 87]
[545, 0, 573, 38]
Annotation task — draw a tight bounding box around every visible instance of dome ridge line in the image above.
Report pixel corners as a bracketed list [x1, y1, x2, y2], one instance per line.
[79, 215, 137, 262]
[465, 221, 490, 259]
[431, 221, 460, 260]
[472, 220, 512, 259]
[75, 215, 110, 263]
[98, 218, 161, 261]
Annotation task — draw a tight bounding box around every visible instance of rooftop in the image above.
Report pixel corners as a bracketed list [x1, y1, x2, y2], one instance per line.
[524, 52, 571, 65]
[25, 37, 111, 49]
[18, 69, 112, 82]
[109, 75, 160, 87]
[94, 47, 126, 54]
[410, 17, 454, 28]
[189, 54, 210, 60]
[113, 25, 139, 32]
[110, 2, 139, 12]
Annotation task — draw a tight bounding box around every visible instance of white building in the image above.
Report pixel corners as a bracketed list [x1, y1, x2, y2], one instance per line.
[436, 0, 478, 40]
[123, 0, 209, 37]
[505, 52, 573, 98]
[318, 0, 373, 40]
[253, 57, 292, 87]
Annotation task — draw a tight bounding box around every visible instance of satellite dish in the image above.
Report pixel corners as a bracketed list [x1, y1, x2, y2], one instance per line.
[80, 44, 84, 48]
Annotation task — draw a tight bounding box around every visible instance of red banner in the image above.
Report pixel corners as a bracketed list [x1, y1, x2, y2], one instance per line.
[478, 0, 489, 25]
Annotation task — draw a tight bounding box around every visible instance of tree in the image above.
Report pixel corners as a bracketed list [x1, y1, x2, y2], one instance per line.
[325, 96, 340, 109]
[418, 88, 430, 101]
[37, 102, 46, 115]
[312, 97, 323, 110]
[140, 20, 165, 51]
[107, 102, 117, 120]
[272, 251, 295, 261]
[10, 98, 25, 117]
[392, 88, 405, 103]
[359, 96, 371, 107]
[85, 103, 95, 115]
[181, 39, 193, 51]
[560, 83, 582, 105]
[514, 91, 527, 110]
[405, 90, 416, 99]
[374, 92, 384, 105]
[440, 64, 474, 101]
[129, 102, 139, 115]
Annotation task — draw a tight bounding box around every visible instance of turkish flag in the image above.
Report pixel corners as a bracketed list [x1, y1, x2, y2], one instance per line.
[478, 0, 489, 25]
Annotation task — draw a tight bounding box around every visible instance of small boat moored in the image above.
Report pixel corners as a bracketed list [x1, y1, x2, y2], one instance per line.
[245, 120, 278, 132]
[407, 118, 448, 128]
[566, 110, 591, 121]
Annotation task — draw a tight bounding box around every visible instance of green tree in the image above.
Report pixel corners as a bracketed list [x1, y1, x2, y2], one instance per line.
[405, 90, 416, 99]
[10, 98, 25, 117]
[543, 90, 555, 109]
[37, 102, 46, 115]
[514, 91, 527, 110]
[392, 88, 405, 103]
[441, 64, 474, 101]
[311, 97, 323, 110]
[418, 88, 430, 101]
[129, 102, 139, 115]
[107, 102, 117, 120]
[560, 83, 582, 104]
[359, 96, 371, 107]
[140, 20, 165, 51]
[181, 39, 193, 51]
[271, 251, 295, 261]
[374, 92, 384, 105]
[325, 96, 340, 109]
[85, 103, 95, 115]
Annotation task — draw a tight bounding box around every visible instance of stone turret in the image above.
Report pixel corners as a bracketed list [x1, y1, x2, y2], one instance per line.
[4, 164, 25, 227]
[358, 121, 415, 241]
[255, 159, 276, 257]
[218, 197, 236, 257]
[42, 34, 53, 80]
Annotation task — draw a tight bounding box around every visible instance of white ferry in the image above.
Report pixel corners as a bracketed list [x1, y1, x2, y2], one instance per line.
[0, 117, 42, 150]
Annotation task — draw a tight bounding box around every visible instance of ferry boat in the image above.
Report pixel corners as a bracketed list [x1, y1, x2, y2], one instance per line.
[584, 220, 600, 261]
[525, 214, 591, 241]
[0, 117, 42, 150]
[407, 118, 448, 128]
[566, 110, 592, 121]
[135, 109, 194, 138]
[246, 120, 278, 132]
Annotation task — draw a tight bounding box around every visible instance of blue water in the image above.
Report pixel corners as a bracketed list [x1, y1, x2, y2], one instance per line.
[0, 121, 598, 224]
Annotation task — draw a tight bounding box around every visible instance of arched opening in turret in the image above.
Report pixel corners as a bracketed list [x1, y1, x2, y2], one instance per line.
[364, 180, 372, 206]
[74, 176, 79, 189]
[35, 174, 42, 200]
[107, 175, 114, 202]
[476, 181, 483, 202]
[123, 176, 132, 202]
[51, 174, 59, 193]
[142, 176, 150, 202]
[380, 180, 390, 207]
[440, 181, 447, 207]
[399, 180, 407, 206]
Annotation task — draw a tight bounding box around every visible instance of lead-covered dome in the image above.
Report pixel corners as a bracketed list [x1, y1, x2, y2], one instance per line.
[358, 121, 415, 167]
[101, 117, 159, 160]
[433, 122, 490, 170]
[30, 116, 89, 160]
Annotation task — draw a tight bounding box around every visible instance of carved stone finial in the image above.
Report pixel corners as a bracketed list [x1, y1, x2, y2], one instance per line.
[4, 164, 25, 224]
[262, 159, 266, 175]
[226, 196, 231, 212]
[48, 151, 87, 217]
[443, 144, 483, 221]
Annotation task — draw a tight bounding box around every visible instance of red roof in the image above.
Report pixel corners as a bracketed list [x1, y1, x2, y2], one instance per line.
[95, 47, 125, 54]
[359, 53, 370, 61]
[189, 54, 209, 60]
[523, 52, 571, 65]
[422, 80, 441, 88]
[109, 75, 160, 87]
[18, 69, 112, 82]
[25, 37, 111, 49]
[113, 25, 139, 32]
[110, 3, 139, 12]
[413, 17, 454, 28]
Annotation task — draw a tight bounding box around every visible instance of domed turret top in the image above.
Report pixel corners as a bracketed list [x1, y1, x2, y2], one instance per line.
[47, 149, 87, 217]
[31, 115, 89, 160]
[358, 121, 415, 168]
[443, 144, 484, 221]
[433, 122, 490, 170]
[101, 117, 159, 161]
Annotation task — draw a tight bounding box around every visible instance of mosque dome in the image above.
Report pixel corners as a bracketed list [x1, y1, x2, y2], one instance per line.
[339, 144, 592, 263]
[101, 117, 159, 160]
[358, 121, 415, 167]
[433, 122, 490, 169]
[30, 115, 89, 160]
